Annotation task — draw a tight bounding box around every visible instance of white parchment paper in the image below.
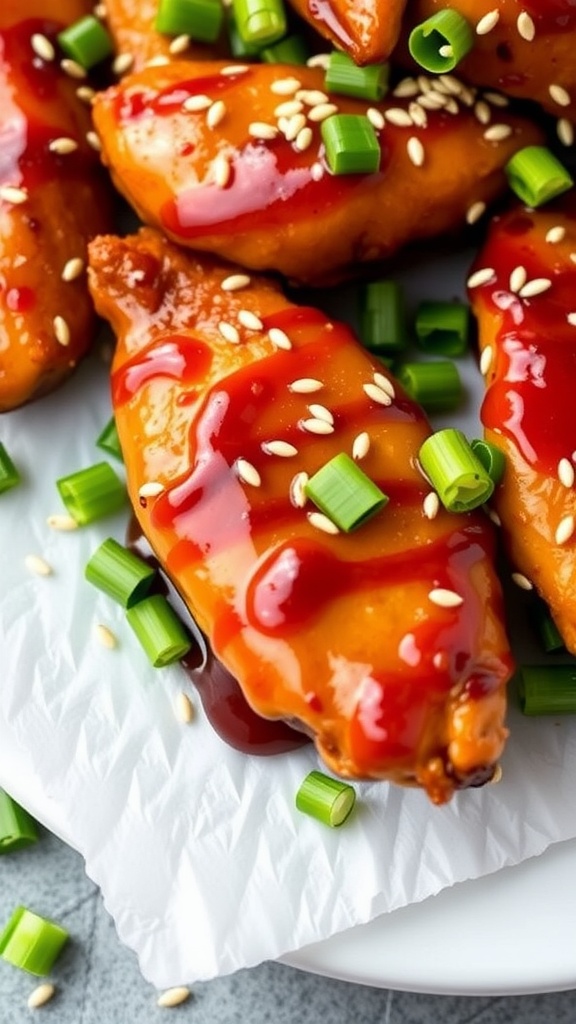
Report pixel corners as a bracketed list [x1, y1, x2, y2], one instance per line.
[1, 254, 576, 988]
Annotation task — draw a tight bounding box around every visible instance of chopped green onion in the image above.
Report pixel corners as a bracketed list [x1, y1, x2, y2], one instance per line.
[532, 603, 565, 654]
[396, 360, 462, 412]
[0, 908, 68, 976]
[85, 538, 156, 608]
[324, 51, 389, 102]
[360, 280, 406, 355]
[414, 301, 469, 356]
[0, 442, 20, 493]
[96, 417, 123, 462]
[57, 15, 113, 68]
[228, 13, 262, 56]
[305, 452, 388, 532]
[126, 594, 192, 667]
[260, 33, 309, 64]
[408, 9, 474, 72]
[0, 792, 38, 854]
[232, 0, 287, 45]
[505, 146, 574, 207]
[470, 439, 506, 485]
[57, 462, 126, 525]
[321, 114, 380, 176]
[155, 0, 224, 43]
[418, 428, 494, 512]
[296, 770, 356, 827]
[518, 665, 576, 715]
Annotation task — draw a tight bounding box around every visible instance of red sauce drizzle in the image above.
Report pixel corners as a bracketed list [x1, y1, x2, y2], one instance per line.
[112, 335, 213, 406]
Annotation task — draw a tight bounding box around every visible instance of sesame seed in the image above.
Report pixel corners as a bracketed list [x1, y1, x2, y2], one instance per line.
[485, 506, 502, 527]
[518, 278, 552, 298]
[46, 513, 78, 531]
[467, 267, 495, 288]
[517, 11, 535, 41]
[307, 403, 333, 424]
[443, 97, 460, 115]
[555, 514, 575, 545]
[384, 107, 413, 127]
[428, 588, 463, 608]
[308, 511, 339, 535]
[294, 126, 313, 151]
[213, 154, 231, 188]
[511, 571, 533, 591]
[558, 457, 575, 488]
[221, 64, 249, 75]
[76, 85, 96, 104]
[484, 90, 509, 107]
[409, 102, 428, 128]
[366, 107, 385, 130]
[61, 58, 87, 79]
[438, 74, 465, 95]
[218, 320, 240, 344]
[27, 983, 56, 1009]
[296, 89, 329, 106]
[476, 9, 500, 34]
[93, 3, 107, 17]
[459, 85, 478, 107]
[567, 312, 576, 326]
[270, 77, 302, 95]
[176, 691, 194, 723]
[221, 273, 251, 292]
[282, 113, 307, 141]
[490, 764, 503, 784]
[549, 83, 571, 107]
[31, 33, 55, 61]
[261, 440, 298, 457]
[146, 55, 171, 68]
[61, 256, 85, 282]
[113, 52, 135, 74]
[289, 471, 309, 507]
[474, 100, 491, 125]
[306, 54, 330, 69]
[480, 345, 493, 376]
[307, 102, 338, 122]
[352, 431, 371, 461]
[183, 94, 212, 112]
[417, 75, 433, 94]
[94, 623, 118, 649]
[509, 265, 527, 293]
[139, 481, 165, 499]
[466, 200, 486, 225]
[301, 417, 334, 435]
[238, 309, 263, 331]
[274, 99, 304, 118]
[49, 136, 78, 154]
[546, 225, 566, 243]
[236, 458, 261, 487]
[268, 327, 292, 350]
[407, 136, 425, 166]
[393, 78, 419, 98]
[310, 162, 323, 181]
[417, 92, 446, 110]
[483, 123, 513, 141]
[169, 34, 190, 55]
[53, 315, 70, 347]
[373, 372, 395, 398]
[206, 100, 226, 128]
[557, 118, 574, 147]
[1, 185, 28, 204]
[248, 122, 279, 140]
[423, 492, 440, 520]
[363, 382, 392, 406]
[86, 130, 101, 151]
[289, 377, 323, 393]
[157, 987, 191, 1009]
[25, 554, 53, 577]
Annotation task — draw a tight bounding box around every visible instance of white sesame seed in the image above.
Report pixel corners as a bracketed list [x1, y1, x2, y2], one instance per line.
[306, 53, 330, 69]
[466, 200, 486, 225]
[307, 403, 333, 424]
[438, 74, 465, 96]
[557, 118, 574, 147]
[480, 345, 493, 376]
[476, 9, 500, 34]
[555, 514, 575, 545]
[288, 377, 322, 393]
[549, 84, 571, 107]
[0, 185, 28, 204]
[176, 691, 194, 723]
[474, 100, 492, 125]
[86, 130, 101, 151]
[238, 309, 263, 331]
[571, 254, 576, 264]
[76, 85, 96, 104]
[363, 382, 392, 406]
[483, 123, 513, 141]
[373, 372, 395, 398]
[423, 492, 440, 520]
[428, 588, 463, 608]
[485, 506, 502, 527]
[567, 312, 576, 327]
[518, 278, 552, 298]
[417, 75, 433, 94]
[511, 571, 533, 591]
[558, 457, 575, 488]
[248, 122, 279, 140]
[393, 77, 419, 98]
[31, 33, 55, 61]
[490, 764, 503, 784]
[53, 315, 70, 347]
[221, 64, 249, 75]
[366, 107, 385, 130]
[467, 267, 495, 288]
[61, 257, 85, 282]
[484, 90, 509, 107]
[61, 58, 87, 79]
[221, 273, 251, 292]
[145, 55, 170, 67]
[296, 89, 329, 106]
[261, 440, 298, 457]
[206, 100, 226, 129]
[310, 161, 324, 181]
[27, 983, 56, 1009]
[352, 431, 371, 461]
[307, 102, 338, 123]
[409, 102, 428, 128]
[407, 136, 425, 167]
[282, 113, 307, 141]
[218, 320, 240, 344]
[93, 3, 107, 18]
[546, 225, 566, 243]
[442, 97, 460, 115]
[46, 513, 79, 531]
[139, 481, 165, 499]
[157, 987, 191, 1008]
[268, 327, 292, 350]
[384, 107, 413, 127]
[308, 511, 339, 535]
[290, 471, 309, 507]
[25, 554, 53, 577]
[270, 77, 302, 95]
[509, 265, 527, 293]
[113, 51, 135, 74]
[183, 94, 212, 112]
[301, 417, 334, 435]
[169, 34, 191, 55]
[49, 136, 78, 155]
[517, 11, 536, 41]
[94, 623, 118, 649]
[417, 92, 446, 110]
[236, 458, 261, 487]
[213, 154, 231, 188]
[274, 99, 304, 118]
[294, 126, 313, 152]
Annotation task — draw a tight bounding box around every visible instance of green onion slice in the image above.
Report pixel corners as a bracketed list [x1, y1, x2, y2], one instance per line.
[260, 33, 309, 64]
[305, 452, 388, 532]
[408, 9, 474, 73]
[325, 51, 389, 102]
[296, 770, 356, 827]
[57, 15, 114, 68]
[505, 146, 574, 207]
[96, 417, 123, 462]
[418, 428, 494, 512]
[360, 280, 406, 355]
[396, 360, 462, 412]
[232, 0, 287, 45]
[321, 114, 381, 176]
[228, 13, 263, 56]
[470, 439, 506, 485]
[415, 300, 469, 356]
[532, 602, 566, 654]
[126, 594, 192, 667]
[85, 538, 156, 608]
[57, 462, 126, 525]
[0, 907, 69, 976]
[518, 665, 576, 715]
[0, 442, 20, 493]
[0, 792, 38, 854]
[155, 0, 224, 43]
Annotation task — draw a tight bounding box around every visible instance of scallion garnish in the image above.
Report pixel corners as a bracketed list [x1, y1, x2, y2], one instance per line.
[418, 428, 494, 512]
[305, 452, 388, 532]
[532, 603, 565, 654]
[56, 462, 126, 525]
[396, 361, 462, 412]
[505, 146, 574, 207]
[96, 417, 123, 462]
[126, 594, 192, 667]
[414, 300, 469, 356]
[296, 770, 356, 827]
[518, 665, 576, 715]
[0, 442, 20, 493]
[155, 0, 224, 43]
[321, 114, 381, 176]
[325, 51, 389, 102]
[360, 281, 406, 355]
[85, 538, 156, 608]
[57, 15, 114, 68]
[470, 439, 506, 485]
[0, 792, 38, 854]
[261, 33, 309, 63]
[232, 0, 287, 45]
[408, 9, 473, 72]
[228, 14, 262, 56]
[0, 907, 69, 976]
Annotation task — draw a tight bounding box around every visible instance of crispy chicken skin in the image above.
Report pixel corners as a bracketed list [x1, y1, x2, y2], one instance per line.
[103, 0, 228, 73]
[0, 2, 112, 412]
[469, 198, 576, 654]
[88, 227, 513, 804]
[288, 0, 407, 65]
[401, 0, 576, 120]
[91, 60, 542, 286]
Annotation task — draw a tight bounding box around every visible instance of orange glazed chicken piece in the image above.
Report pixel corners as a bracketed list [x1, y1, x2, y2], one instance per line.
[288, 0, 407, 65]
[103, 0, 228, 74]
[469, 197, 576, 655]
[88, 227, 514, 804]
[91, 60, 542, 285]
[0, 1, 112, 411]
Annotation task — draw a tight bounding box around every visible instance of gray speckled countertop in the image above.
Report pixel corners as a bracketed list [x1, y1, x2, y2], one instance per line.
[1, 828, 575, 1023]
